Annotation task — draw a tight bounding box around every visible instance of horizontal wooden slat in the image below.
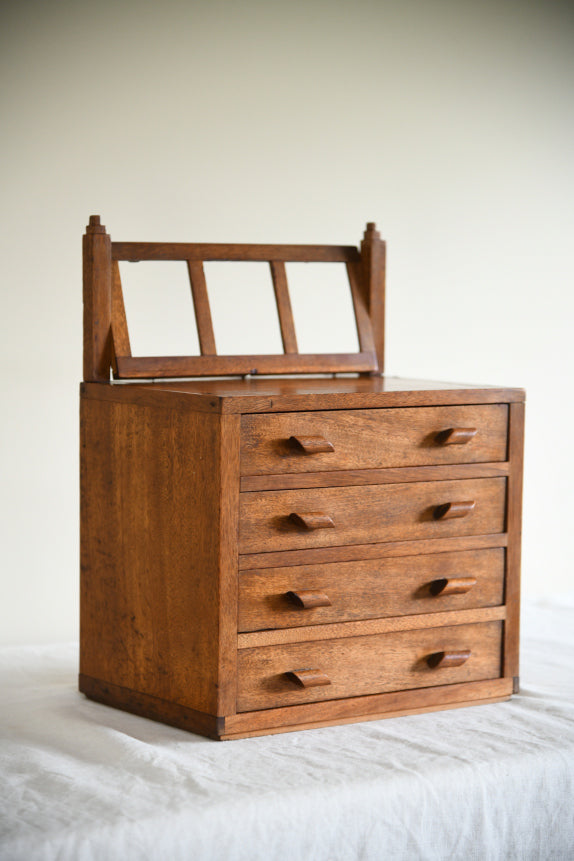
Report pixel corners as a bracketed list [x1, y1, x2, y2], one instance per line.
[238, 606, 506, 648]
[112, 242, 360, 263]
[115, 352, 377, 378]
[238, 533, 508, 570]
[221, 677, 514, 738]
[240, 462, 510, 491]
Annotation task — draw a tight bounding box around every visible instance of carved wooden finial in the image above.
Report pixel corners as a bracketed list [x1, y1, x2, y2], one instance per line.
[86, 215, 106, 234]
[363, 222, 381, 241]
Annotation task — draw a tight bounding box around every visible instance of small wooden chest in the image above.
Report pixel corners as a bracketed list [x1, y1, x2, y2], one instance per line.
[79, 218, 524, 739]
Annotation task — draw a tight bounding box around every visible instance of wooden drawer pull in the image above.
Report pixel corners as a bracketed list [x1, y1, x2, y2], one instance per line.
[433, 500, 475, 520]
[429, 576, 478, 596]
[285, 669, 331, 688]
[289, 435, 335, 454]
[427, 649, 471, 669]
[289, 512, 335, 530]
[286, 590, 332, 609]
[435, 427, 478, 446]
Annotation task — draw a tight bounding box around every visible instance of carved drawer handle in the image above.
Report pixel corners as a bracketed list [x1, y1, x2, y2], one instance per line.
[286, 590, 332, 609]
[426, 649, 472, 669]
[433, 500, 475, 520]
[285, 669, 331, 688]
[289, 512, 335, 530]
[435, 427, 478, 446]
[289, 435, 335, 454]
[429, 577, 477, 596]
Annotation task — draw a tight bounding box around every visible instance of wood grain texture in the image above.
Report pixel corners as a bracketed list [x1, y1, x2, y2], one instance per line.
[187, 261, 216, 355]
[223, 677, 512, 737]
[503, 400, 525, 684]
[240, 462, 509, 491]
[80, 396, 227, 715]
[360, 223, 386, 372]
[239, 548, 505, 632]
[239, 478, 507, 554]
[80, 674, 512, 740]
[346, 259, 376, 354]
[116, 376, 525, 415]
[80, 381, 223, 414]
[111, 261, 131, 361]
[240, 405, 508, 475]
[237, 620, 503, 712]
[238, 533, 508, 570]
[217, 414, 241, 715]
[115, 352, 378, 378]
[79, 674, 224, 739]
[83, 377, 525, 418]
[238, 607, 506, 649]
[112, 242, 361, 263]
[83, 216, 112, 382]
[270, 261, 298, 354]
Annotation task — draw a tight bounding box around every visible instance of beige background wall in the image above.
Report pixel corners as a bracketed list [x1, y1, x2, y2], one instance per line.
[1, 0, 573, 645]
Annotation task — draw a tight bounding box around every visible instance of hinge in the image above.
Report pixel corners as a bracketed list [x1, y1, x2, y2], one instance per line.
[513, 676, 520, 694]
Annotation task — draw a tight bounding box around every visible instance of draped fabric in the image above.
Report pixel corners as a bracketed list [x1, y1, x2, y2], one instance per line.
[2, 598, 573, 861]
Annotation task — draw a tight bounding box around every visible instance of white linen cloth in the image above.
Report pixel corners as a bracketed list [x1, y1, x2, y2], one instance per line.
[1, 598, 573, 861]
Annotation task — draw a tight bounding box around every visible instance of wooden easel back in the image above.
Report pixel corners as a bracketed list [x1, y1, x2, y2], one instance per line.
[82, 217, 386, 381]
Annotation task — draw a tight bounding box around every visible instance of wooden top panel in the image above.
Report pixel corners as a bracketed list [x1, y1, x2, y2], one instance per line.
[81, 376, 525, 414]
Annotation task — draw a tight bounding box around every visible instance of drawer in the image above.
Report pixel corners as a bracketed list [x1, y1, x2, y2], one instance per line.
[237, 620, 502, 712]
[239, 477, 506, 554]
[239, 548, 505, 632]
[240, 405, 508, 475]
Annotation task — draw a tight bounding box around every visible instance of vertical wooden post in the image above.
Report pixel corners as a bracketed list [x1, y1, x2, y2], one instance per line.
[360, 222, 386, 374]
[83, 215, 112, 382]
[503, 400, 525, 690]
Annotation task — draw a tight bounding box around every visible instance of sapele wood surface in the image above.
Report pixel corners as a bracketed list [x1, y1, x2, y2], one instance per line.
[241, 405, 508, 475]
[237, 620, 502, 711]
[239, 547, 505, 632]
[239, 478, 507, 554]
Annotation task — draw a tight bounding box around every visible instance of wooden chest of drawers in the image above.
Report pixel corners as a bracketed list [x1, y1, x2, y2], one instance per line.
[79, 218, 524, 739]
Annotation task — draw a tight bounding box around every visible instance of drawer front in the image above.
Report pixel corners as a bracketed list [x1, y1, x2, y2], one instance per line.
[237, 620, 502, 712]
[239, 548, 505, 632]
[240, 405, 508, 475]
[239, 478, 506, 554]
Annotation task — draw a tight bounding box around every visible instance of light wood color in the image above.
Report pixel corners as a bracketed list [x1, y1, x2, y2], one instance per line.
[239, 478, 506, 554]
[236, 620, 503, 712]
[240, 405, 508, 475]
[80, 216, 524, 739]
[79, 397, 239, 716]
[239, 548, 505, 632]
